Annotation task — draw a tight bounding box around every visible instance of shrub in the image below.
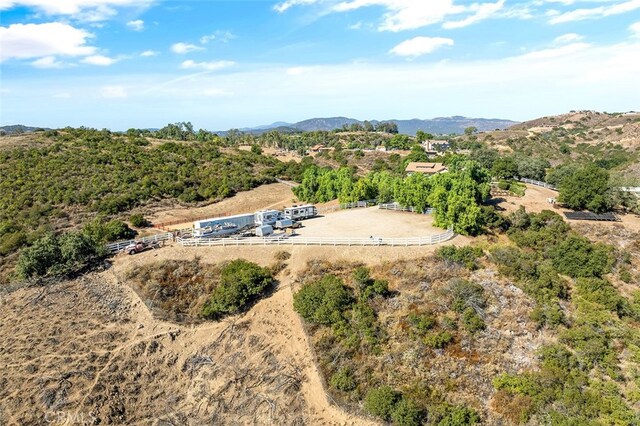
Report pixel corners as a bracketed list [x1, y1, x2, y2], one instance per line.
[436, 245, 484, 270]
[352, 266, 389, 300]
[437, 405, 481, 426]
[391, 397, 424, 426]
[202, 260, 273, 319]
[364, 385, 400, 421]
[0, 231, 27, 256]
[293, 275, 353, 326]
[424, 330, 454, 349]
[530, 302, 566, 329]
[497, 180, 511, 190]
[330, 367, 356, 392]
[445, 279, 486, 313]
[575, 278, 627, 315]
[15, 231, 103, 280]
[407, 311, 436, 337]
[490, 246, 538, 281]
[619, 267, 633, 283]
[462, 308, 485, 333]
[550, 235, 613, 278]
[129, 214, 150, 228]
[103, 219, 137, 241]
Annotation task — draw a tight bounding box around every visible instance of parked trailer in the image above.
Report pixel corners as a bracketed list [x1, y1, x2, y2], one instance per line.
[283, 204, 317, 221]
[274, 218, 294, 229]
[255, 225, 274, 237]
[254, 209, 282, 226]
[193, 213, 255, 238]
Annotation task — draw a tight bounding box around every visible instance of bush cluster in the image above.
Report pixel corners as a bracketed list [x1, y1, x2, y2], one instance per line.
[202, 260, 273, 319]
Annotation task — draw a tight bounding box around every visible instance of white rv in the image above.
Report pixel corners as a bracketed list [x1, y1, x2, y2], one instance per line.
[283, 204, 317, 220]
[254, 210, 282, 226]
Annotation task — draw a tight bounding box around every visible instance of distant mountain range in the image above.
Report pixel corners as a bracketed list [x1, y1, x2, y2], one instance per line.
[233, 116, 519, 135]
[0, 124, 50, 135]
[1, 116, 518, 137]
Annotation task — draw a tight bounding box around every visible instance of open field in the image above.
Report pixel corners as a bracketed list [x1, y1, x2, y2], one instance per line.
[295, 208, 440, 238]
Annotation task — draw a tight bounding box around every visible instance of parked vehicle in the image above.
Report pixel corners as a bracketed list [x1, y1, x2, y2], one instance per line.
[255, 225, 274, 237]
[283, 204, 317, 221]
[274, 218, 293, 229]
[195, 222, 239, 238]
[124, 240, 160, 255]
[254, 210, 282, 226]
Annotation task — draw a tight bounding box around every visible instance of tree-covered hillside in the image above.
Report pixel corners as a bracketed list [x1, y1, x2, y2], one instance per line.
[0, 127, 307, 263]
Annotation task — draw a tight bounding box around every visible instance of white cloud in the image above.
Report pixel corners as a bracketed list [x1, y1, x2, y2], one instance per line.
[0, 0, 152, 21]
[81, 54, 117, 65]
[7, 40, 640, 129]
[200, 30, 235, 44]
[140, 50, 158, 57]
[31, 56, 64, 68]
[180, 60, 235, 71]
[443, 0, 505, 29]
[276, 0, 508, 32]
[126, 19, 144, 31]
[0, 22, 96, 62]
[631, 21, 640, 37]
[390, 36, 454, 57]
[554, 33, 584, 44]
[100, 85, 127, 98]
[348, 21, 362, 30]
[274, 0, 319, 13]
[549, 0, 640, 24]
[519, 42, 591, 60]
[171, 42, 204, 54]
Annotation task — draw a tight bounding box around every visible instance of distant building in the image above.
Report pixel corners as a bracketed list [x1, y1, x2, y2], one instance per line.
[422, 140, 450, 152]
[405, 162, 448, 176]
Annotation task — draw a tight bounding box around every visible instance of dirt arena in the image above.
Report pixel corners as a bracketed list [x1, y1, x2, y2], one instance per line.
[295, 208, 442, 238]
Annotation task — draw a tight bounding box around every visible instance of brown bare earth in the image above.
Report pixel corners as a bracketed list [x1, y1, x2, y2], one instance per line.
[0, 197, 462, 425]
[0, 232, 466, 425]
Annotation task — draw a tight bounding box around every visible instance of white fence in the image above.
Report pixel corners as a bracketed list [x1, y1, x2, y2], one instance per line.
[518, 178, 558, 191]
[105, 232, 174, 253]
[177, 228, 454, 248]
[378, 203, 435, 214]
[339, 200, 377, 209]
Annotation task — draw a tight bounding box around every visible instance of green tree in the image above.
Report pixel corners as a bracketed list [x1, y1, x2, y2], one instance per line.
[491, 157, 519, 179]
[558, 164, 612, 212]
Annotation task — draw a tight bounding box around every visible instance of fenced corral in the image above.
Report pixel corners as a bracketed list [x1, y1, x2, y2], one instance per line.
[176, 227, 454, 247]
[378, 203, 435, 215]
[518, 178, 558, 191]
[106, 232, 174, 253]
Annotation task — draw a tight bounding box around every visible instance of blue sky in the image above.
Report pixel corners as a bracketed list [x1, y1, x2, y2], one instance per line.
[1, 0, 639, 130]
